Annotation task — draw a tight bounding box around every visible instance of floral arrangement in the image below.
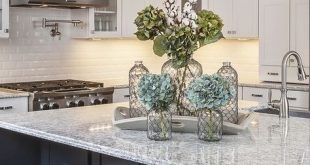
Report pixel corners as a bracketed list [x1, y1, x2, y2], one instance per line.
[135, 0, 224, 69]
[138, 74, 175, 111]
[185, 74, 235, 110]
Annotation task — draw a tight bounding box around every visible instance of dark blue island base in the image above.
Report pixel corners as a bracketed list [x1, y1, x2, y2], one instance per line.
[0, 129, 142, 165]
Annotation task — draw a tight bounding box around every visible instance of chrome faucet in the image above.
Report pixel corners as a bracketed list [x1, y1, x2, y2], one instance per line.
[280, 51, 307, 118]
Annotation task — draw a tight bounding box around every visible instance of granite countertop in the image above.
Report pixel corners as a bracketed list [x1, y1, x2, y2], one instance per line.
[0, 88, 29, 99]
[239, 81, 309, 92]
[103, 79, 309, 92]
[0, 101, 309, 165]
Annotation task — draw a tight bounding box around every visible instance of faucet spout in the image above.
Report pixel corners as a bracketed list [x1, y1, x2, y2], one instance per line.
[280, 51, 308, 118]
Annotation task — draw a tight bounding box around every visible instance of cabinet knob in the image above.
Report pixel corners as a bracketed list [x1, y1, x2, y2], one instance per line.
[4, 29, 9, 33]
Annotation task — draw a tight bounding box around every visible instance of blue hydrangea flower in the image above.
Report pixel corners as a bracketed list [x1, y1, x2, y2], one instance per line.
[138, 74, 175, 111]
[185, 74, 235, 110]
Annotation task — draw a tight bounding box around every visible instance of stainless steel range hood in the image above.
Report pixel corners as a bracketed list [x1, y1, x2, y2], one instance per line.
[10, 0, 108, 9]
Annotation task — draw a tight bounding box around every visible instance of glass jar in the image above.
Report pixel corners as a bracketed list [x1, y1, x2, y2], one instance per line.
[147, 109, 172, 141]
[198, 109, 223, 141]
[161, 58, 203, 116]
[129, 61, 149, 118]
[217, 62, 238, 124]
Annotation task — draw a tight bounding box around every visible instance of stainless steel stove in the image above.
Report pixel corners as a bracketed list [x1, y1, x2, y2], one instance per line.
[0, 80, 114, 111]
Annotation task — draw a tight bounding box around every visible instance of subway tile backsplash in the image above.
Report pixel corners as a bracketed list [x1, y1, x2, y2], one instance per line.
[0, 8, 259, 85]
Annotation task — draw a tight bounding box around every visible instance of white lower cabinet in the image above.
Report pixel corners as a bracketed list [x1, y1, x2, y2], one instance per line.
[242, 87, 269, 104]
[0, 97, 28, 114]
[113, 88, 129, 103]
[238, 87, 243, 99]
[271, 89, 309, 110]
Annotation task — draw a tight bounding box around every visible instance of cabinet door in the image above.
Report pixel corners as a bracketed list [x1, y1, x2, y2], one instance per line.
[259, 0, 290, 66]
[290, 0, 309, 67]
[243, 87, 269, 104]
[0, 0, 9, 38]
[113, 88, 129, 103]
[89, 0, 122, 38]
[233, 0, 258, 38]
[122, 0, 149, 37]
[271, 89, 309, 110]
[209, 0, 233, 38]
[0, 97, 28, 114]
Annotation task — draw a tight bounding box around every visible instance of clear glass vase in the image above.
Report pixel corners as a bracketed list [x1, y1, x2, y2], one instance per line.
[217, 62, 238, 124]
[147, 110, 172, 141]
[198, 109, 223, 141]
[129, 61, 149, 118]
[161, 58, 203, 116]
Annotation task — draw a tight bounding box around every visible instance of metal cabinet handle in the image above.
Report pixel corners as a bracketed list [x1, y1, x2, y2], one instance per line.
[251, 94, 263, 98]
[267, 72, 279, 76]
[4, 29, 9, 33]
[123, 95, 130, 98]
[287, 97, 297, 101]
[0, 106, 13, 110]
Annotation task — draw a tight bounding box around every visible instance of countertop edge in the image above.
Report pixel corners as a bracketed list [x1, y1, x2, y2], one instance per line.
[0, 121, 164, 165]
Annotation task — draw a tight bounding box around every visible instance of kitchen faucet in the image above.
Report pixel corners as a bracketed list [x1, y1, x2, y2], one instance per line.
[279, 51, 307, 118]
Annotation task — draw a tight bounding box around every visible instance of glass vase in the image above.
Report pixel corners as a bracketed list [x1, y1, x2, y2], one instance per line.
[147, 110, 172, 141]
[161, 58, 203, 116]
[198, 109, 223, 141]
[217, 62, 238, 124]
[129, 61, 149, 118]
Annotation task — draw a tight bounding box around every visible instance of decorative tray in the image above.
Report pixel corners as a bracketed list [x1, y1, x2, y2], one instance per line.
[112, 107, 257, 135]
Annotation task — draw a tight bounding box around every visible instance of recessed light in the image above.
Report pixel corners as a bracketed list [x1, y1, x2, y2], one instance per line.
[80, 6, 87, 9]
[41, 4, 48, 7]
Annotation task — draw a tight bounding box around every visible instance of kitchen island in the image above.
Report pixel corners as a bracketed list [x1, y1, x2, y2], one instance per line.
[0, 102, 309, 165]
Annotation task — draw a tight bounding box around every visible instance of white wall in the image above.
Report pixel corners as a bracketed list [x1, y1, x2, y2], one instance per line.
[0, 8, 259, 85]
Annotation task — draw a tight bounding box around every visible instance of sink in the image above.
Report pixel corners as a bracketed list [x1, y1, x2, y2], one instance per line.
[254, 108, 310, 119]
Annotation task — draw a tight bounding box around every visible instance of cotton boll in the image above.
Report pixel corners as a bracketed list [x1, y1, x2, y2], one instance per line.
[182, 18, 190, 26]
[183, 2, 192, 14]
[169, 11, 176, 17]
[165, 2, 170, 8]
[189, 0, 197, 4]
[189, 10, 197, 20]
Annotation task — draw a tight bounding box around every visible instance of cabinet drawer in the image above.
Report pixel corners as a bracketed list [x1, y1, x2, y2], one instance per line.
[0, 97, 28, 114]
[113, 88, 129, 103]
[259, 66, 281, 82]
[259, 66, 309, 84]
[238, 87, 243, 99]
[271, 89, 309, 110]
[243, 87, 269, 104]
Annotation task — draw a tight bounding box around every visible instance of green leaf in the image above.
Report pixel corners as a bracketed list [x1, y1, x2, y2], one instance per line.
[153, 35, 167, 57]
[200, 32, 224, 47]
[135, 31, 148, 41]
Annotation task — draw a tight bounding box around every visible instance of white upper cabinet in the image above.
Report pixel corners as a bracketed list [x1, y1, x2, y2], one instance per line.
[0, 0, 9, 38]
[89, 0, 122, 38]
[290, 0, 309, 67]
[208, 0, 258, 38]
[259, 0, 290, 66]
[259, 0, 309, 84]
[122, 0, 152, 38]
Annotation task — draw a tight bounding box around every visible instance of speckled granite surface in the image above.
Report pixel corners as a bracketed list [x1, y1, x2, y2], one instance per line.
[0, 88, 29, 99]
[0, 102, 309, 165]
[103, 79, 309, 91]
[239, 81, 309, 92]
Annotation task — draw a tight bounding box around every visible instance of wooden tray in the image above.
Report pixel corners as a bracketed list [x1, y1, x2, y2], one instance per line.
[112, 107, 256, 135]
